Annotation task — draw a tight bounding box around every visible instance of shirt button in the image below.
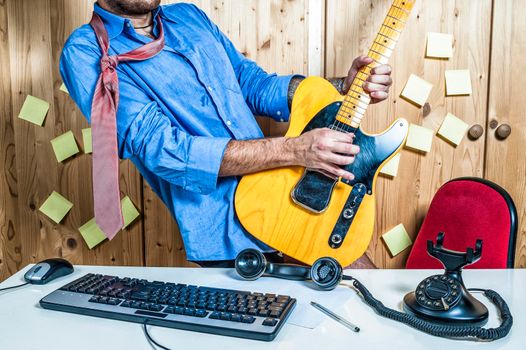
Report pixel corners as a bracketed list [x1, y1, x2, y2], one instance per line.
[277, 111, 282, 116]
[208, 86, 214, 91]
[280, 118, 284, 122]
[226, 120, 232, 126]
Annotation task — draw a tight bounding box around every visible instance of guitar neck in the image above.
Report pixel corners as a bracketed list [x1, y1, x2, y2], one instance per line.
[335, 0, 416, 130]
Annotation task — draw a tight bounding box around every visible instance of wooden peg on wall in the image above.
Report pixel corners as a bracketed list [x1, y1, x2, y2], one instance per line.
[495, 123, 511, 140]
[468, 124, 484, 140]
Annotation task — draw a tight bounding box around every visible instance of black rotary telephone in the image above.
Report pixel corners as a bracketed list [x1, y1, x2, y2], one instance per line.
[234, 232, 513, 341]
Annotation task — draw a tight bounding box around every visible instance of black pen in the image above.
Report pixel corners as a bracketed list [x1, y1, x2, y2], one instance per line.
[310, 301, 360, 332]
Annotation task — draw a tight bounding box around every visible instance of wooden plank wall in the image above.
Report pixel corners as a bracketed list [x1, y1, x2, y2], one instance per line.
[325, 0, 492, 267]
[0, 0, 524, 281]
[485, 0, 526, 267]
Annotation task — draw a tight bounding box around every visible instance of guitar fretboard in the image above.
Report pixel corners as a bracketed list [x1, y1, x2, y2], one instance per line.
[334, 0, 416, 131]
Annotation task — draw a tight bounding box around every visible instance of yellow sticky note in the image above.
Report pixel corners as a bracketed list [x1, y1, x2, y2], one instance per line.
[405, 124, 434, 153]
[121, 196, 140, 229]
[18, 95, 50, 126]
[78, 218, 107, 249]
[381, 223, 412, 257]
[50, 131, 80, 162]
[39, 191, 73, 224]
[401, 74, 433, 106]
[59, 83, 69, 94]
[437, 113, 469, 146]
[380, 153, 401, 177]
[445, 69, 472, 96]
[426, 32, 453, 58]
[82, 128, 92, 154]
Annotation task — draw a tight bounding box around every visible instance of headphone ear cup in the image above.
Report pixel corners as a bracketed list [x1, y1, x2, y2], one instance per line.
[311, 257, 343, 291]
[235, 249, 268, 280]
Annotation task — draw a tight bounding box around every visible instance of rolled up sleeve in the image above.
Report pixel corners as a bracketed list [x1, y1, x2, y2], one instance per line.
[61, 42, 229, 195]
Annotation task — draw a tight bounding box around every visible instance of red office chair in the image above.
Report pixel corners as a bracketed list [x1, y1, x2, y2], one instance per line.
[406, 177, 517, 269]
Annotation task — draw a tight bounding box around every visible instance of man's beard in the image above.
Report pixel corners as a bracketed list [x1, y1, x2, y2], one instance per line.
[103, 0, 161, 15]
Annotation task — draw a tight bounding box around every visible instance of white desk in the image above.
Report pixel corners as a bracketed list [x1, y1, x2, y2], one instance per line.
[0, 265, 524, 349]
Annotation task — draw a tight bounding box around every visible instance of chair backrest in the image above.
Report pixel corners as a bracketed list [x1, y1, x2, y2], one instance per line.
[406, 177, 517, 269]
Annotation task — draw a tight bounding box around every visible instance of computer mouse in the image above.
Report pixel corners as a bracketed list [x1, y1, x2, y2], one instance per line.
[24, 258, 74, 285]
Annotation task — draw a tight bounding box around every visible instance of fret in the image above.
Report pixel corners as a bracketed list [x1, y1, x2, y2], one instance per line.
[375, 34, 397, 50]
[382, 20, 404, 33]
[393, 0, 416, 12]
[350, 83, 369, 97]
[386, 13, 406, 25]
[368, 51, 389, 64]
[379, 25, 401, 41]
[347, 90, 371, 105]
[357, 71, 369, 81]
[335, 115, 354, 127]
[344, 94, 369, 110]
[387, 6, 409, 22]
[340, 105, 364, 119]
[370, 43, 393, 58]
[341, 101, 367, 115]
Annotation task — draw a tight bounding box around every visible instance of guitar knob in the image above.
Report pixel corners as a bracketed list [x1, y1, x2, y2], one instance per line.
[343, 208, 354, 219]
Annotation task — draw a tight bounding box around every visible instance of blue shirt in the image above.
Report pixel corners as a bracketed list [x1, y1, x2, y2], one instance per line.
[60, 3, 296, 261]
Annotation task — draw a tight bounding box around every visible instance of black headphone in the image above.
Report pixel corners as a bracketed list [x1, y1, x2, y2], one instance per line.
[234, 249, 349, 291]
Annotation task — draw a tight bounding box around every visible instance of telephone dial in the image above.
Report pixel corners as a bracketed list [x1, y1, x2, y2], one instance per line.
[235, 232, 513, 341]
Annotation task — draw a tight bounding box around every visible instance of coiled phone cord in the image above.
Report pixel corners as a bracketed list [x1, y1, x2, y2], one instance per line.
[345, 277, 513, 341]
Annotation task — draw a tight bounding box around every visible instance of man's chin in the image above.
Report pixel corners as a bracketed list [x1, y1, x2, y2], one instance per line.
[104, 0, 161, 15]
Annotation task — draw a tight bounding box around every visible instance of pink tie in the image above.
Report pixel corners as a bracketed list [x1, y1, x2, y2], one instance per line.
[89, 12, 165, 239]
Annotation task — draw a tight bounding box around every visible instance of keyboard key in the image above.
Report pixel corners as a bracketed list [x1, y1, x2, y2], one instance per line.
[149, 304, 163, 312]
[89, 296, 100, 303]
[220, 312, 232, 321]
[121, 300, 132, 308]
[241, 315, 256, 324]
[195, 309, 208, 318]
[183, 308, 195, 316]
[209, 311, 220, 319]
[269, 309, 282, 318]
[231, 314, 242, 322]
[107, 298, 121, 305]
[164, 306, 175, 314]
[247, 308, 258, 315]
[262, 318, 278, 327]
[257, 309, 270, 317]
[174, 306, 184, 315]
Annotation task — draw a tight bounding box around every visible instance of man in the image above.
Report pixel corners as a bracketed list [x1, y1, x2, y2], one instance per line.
[60, 0, 392, 266]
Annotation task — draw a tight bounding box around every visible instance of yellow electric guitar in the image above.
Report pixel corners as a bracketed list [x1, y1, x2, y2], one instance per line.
[235, 0, 415, 267]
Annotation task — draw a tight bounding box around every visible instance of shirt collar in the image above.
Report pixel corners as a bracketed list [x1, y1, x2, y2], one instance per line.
[93, 3, 172, 40]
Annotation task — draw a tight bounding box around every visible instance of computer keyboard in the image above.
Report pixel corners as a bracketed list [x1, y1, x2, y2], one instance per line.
[39, 273, 296, 341]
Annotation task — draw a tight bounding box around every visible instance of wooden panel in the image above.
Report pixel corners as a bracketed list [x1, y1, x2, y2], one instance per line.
[485, 0, 526, 267]
[0, 0, 143, 282]
[0, 0, 16, 281]
[325, 0, 491, 268]
[143, 0, 313, 267]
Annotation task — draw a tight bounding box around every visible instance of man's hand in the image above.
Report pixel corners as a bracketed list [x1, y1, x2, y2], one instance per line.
[287, 128, 359, 180]
[342, 55, 392, 104]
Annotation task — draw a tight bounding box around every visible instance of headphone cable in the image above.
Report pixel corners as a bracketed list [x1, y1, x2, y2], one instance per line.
[143, 320, 173, 350]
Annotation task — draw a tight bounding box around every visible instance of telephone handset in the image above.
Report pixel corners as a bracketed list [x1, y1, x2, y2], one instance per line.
[234, 232, 513, 341]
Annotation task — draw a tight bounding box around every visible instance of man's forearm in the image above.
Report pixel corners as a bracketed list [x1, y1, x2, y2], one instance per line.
[218, 138, 295, 177]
